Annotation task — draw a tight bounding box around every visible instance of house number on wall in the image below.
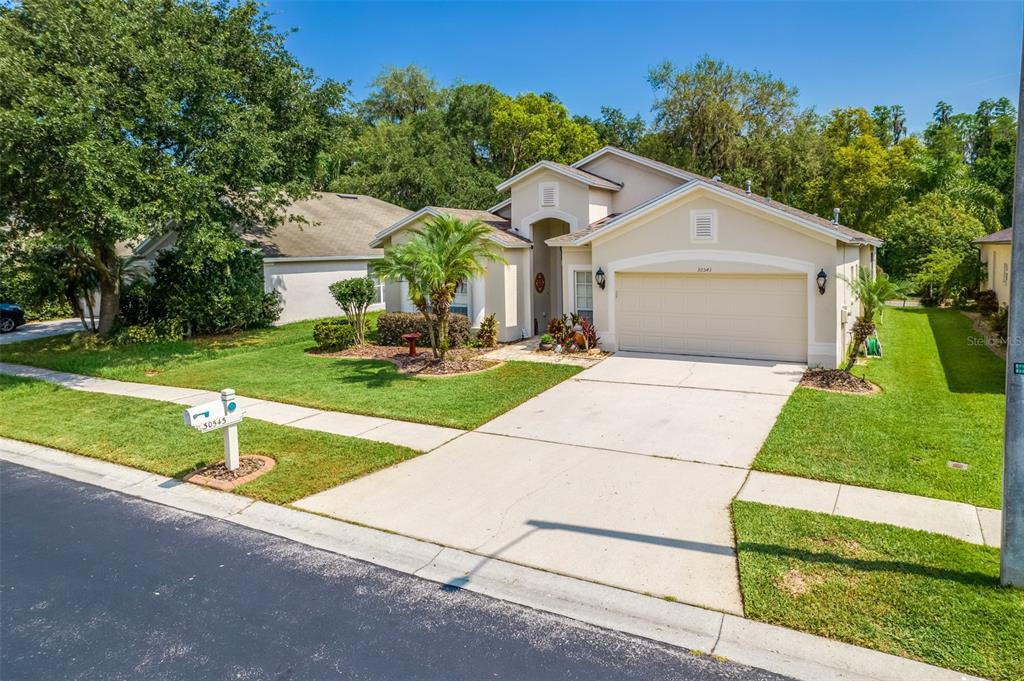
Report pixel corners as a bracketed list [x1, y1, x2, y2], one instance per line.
[697, 266, 713, 273]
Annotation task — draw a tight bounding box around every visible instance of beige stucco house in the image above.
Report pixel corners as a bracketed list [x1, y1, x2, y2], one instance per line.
[371, 147, 881, 368]
[975, 228, 1012, 306]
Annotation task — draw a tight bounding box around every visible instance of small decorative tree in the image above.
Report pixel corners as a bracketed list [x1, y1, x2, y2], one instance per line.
[409, 215, 506, 361]
[373, 244, 438, 357]
[329, 277, 377, 345]
[839, 267, 905, 371]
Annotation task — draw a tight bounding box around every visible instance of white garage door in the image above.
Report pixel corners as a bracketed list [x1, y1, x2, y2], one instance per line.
[616, 273, 807, 362]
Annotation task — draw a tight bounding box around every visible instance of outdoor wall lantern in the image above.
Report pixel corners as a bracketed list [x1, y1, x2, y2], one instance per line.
[816, 269, 828, 295]
[595, 267, 606, 290]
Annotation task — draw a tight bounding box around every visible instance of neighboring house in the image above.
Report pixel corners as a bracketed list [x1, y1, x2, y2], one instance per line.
[372, 146, 881, 368]
[975, 228, 1012, 307]
[130, 194, 411, 324]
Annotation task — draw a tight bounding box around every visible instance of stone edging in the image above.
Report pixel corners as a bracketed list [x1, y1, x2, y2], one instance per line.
[184, 455, 276, 491]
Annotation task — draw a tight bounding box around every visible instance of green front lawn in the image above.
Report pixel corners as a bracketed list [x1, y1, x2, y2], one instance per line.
[0, 375, 418, 504]
[2, 317, 581, 430]
[755, 307, 1004, 508]
[732, 501, 1023, 681]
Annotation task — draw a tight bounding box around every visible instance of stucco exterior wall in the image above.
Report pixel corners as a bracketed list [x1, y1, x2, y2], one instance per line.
[980, 242, 1012, 305]
[510, 169, 591, 238]
[588, 188, 613, 224]
[576, 155, 683, 215]
[264, 259, 382, 324]
[587, 188, 849, 367]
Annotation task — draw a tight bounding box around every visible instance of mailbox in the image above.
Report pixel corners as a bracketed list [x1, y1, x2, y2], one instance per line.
[182, 389, 245, 470]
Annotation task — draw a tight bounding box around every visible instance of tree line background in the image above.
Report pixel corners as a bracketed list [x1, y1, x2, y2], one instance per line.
[1, 0, 1016, 333]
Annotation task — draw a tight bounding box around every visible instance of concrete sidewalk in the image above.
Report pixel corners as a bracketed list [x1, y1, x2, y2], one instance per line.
[0, 438, 982, 681]
[0, 362, 462, 451]
[737, 470, 1002, 547]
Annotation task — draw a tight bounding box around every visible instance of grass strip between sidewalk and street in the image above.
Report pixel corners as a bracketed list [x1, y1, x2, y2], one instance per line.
[732, 500, 1023, 681]
[755, 307, 1004, 508]
[0, 374, 419, 505]
[1, 316, 582, 430]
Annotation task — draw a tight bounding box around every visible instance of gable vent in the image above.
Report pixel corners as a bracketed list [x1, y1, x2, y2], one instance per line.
[540, 182, 558, 208]
[691, 210, 717, 242]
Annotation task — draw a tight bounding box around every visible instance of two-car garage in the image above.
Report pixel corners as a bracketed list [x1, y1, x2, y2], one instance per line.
[614, 273, 808, 363]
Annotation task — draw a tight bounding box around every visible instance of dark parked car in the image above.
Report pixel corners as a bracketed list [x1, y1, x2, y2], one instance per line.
[0, 303, 26, 333]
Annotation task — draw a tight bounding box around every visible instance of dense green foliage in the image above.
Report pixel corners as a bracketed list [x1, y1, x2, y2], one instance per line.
[312, 319, 356, 351]
[375, 312, 471, 349]
[0, 0, 344, 333]
[733, 502, 1023, 681]
[145, 248, 281, 336]
[756, 308, 1004, 508]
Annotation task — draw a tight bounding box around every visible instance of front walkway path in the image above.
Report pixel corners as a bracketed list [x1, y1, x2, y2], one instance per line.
[738, 470, 1002, 547]
[0, 363, 462, 451]
[480, 337, 605, 367]
[0, 318, 83, 345]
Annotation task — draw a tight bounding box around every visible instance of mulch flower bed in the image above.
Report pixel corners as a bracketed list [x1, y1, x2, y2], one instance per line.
[185, 454, 276, 491]
[314, 344, 502, 376]
[800, 368, 879, 395]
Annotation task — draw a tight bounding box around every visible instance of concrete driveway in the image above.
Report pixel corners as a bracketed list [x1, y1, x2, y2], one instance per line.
[0, 319, 83, 345]
[479, 352, 804, 468]
[294, 353, 804, 615]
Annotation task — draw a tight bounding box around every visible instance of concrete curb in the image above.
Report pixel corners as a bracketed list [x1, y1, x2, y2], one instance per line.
[0, 439, 983, 681]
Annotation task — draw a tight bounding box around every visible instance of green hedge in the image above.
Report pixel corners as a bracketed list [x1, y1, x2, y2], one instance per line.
[376, 312, 471, 347]
[313, 319, 356, 351]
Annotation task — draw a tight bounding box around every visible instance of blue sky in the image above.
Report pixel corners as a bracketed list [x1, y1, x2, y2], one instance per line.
[265, 1, 1022, 133]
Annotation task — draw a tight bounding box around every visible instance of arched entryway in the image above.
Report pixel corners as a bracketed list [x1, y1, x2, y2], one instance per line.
[529, 217, 571, 335]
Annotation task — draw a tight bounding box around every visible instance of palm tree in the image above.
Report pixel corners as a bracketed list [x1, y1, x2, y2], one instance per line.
[372, 241, 439, 357]
[408, 214, 506, 361]
[839, 267, 907, 371]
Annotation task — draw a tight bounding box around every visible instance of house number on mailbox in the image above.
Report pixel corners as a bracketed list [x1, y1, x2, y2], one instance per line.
[697, 266, 713, 273]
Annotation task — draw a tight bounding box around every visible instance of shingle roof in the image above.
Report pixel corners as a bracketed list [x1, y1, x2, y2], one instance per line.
[975, 227, 1012, 244]
[244, 194, 410, 258]
[495, 160, 622, 192]
[546, 214, 618, 246]
[426, 207, 532, 246]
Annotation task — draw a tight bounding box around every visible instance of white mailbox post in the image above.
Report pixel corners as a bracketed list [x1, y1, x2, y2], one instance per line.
[183, 389, 245, 470]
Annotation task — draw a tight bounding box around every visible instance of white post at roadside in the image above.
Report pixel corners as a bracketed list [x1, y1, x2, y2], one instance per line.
[221, 388, 240, 471]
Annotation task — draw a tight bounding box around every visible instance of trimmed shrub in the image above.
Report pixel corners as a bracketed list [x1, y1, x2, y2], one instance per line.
[329, 277, 377, 344]
[478, 313, 499, 348]
[376, 312, 471, 347]
[313, 319, 356, 351]
[976, 290, 999, 315]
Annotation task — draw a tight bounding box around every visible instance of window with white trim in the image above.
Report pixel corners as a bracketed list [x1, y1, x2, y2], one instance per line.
[540, 182, 559, 208]
[451, 280, 470, 317]
[367, 265, 385, 305]
[574, 270, 593, 323]
[690, 210, 716, 241]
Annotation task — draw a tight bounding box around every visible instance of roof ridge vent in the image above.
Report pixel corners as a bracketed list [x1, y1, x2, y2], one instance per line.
[336, 194, 359, 200]
[745, 179, 752, 195]
[832, 207, 840, 225]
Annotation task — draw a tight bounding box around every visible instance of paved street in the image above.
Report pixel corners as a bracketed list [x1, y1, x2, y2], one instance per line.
[0, 462, 789, 681]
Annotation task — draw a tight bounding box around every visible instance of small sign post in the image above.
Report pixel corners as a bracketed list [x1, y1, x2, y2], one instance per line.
[183, 388, 244, 471]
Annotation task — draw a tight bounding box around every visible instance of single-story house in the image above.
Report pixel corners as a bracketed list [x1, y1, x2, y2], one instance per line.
[975, 227, 1012, 307]
[371, 146, 881, 368]
[129, 193, 411, 324]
